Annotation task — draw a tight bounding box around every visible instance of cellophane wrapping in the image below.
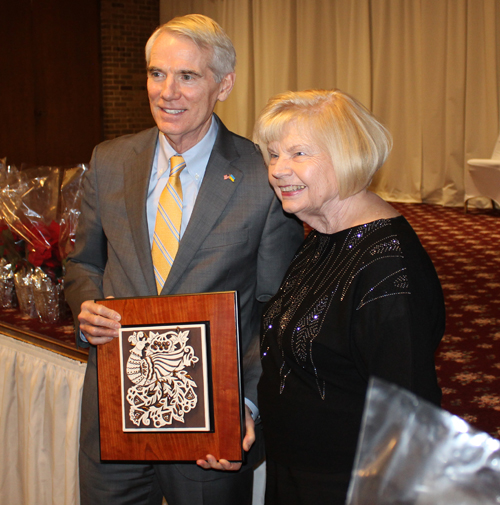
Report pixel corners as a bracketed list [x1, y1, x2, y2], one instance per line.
[346, 377, 500, 505]
[0, 162, 87, 322]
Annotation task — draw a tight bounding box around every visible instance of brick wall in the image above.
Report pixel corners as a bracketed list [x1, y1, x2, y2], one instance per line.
[100, 0, 159, 139]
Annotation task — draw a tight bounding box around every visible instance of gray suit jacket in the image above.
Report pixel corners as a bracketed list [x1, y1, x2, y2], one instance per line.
[64, 116, 304, 471]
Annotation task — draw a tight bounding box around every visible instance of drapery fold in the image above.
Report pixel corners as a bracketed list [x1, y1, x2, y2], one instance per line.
[160, 0, 500, 206]
[0, 334, 86, 505]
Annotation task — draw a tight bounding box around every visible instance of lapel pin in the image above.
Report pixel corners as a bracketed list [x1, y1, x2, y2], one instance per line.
[224, 174, 235, 182]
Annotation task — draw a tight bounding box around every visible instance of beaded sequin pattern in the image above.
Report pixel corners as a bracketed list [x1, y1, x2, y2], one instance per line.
[261, 218, 412, 398]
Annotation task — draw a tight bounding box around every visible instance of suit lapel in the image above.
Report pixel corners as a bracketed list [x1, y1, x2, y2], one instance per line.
[124, 128, 158, 294]
[162, 119, 241, 293]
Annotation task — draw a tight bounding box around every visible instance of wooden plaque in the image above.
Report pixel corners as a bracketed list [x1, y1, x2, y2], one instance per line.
[96, 291, 243, 462]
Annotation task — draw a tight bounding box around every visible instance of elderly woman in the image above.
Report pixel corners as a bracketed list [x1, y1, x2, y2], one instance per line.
[253, 89, 445, 505]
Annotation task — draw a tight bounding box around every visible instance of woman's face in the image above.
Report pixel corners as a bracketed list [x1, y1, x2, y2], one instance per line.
[267, 125, 340, 226]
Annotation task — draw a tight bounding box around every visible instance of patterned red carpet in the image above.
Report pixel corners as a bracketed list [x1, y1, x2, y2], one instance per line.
[392, 203, 500, 438]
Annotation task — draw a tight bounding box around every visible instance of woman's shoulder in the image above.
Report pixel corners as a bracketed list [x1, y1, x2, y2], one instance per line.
[347, 191, 400, 228]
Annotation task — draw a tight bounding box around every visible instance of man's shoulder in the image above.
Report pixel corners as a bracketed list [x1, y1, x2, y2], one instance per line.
[215, 118, 263, 162]
[231, 132, 262, 159]
[224, 128, 257, 149]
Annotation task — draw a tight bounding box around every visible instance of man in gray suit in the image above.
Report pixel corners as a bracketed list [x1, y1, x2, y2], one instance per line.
[64, 13, 303, 505]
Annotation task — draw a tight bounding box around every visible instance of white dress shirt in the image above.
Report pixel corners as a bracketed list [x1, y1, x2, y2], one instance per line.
[146, 117, 218, 245]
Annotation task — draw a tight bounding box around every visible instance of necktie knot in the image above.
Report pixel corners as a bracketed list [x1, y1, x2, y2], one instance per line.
[169, 155, 186, 179]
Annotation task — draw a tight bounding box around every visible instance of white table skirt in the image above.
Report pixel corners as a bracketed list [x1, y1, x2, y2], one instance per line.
[0, 332, 265, 504]
[0, 333, 86, 505]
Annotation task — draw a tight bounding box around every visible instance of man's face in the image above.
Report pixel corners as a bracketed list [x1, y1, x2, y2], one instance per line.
[147, 32, 235, 153]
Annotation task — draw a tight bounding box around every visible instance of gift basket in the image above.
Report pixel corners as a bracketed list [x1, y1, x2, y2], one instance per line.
[0, 161, 87, 323]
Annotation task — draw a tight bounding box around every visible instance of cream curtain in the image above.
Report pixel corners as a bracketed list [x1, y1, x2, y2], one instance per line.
[0, 334, 86, 505]
[160, 0, 500, 206]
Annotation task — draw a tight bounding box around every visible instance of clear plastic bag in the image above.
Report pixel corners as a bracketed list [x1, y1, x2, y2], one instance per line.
[32, 267, 67, 323]
[0, 164, 87, 322]
[347, 377, 500, 505]
[58, 164, 87, 260]
[0, 166, 60, 258]
[13, 266, 37, 318]
[0, 258, 17, 308]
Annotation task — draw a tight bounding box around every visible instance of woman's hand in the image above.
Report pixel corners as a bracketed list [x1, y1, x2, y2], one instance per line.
[196, 406, 255, 471]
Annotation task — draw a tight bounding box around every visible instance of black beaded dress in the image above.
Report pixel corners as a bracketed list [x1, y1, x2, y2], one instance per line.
[257, 216, 445, 502]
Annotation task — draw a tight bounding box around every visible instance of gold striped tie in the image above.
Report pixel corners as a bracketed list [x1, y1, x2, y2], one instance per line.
[152, 155, 185, 293]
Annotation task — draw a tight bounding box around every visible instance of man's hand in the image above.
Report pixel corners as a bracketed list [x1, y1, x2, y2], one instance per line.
[196, 406, 255, 471]
[78, 298, 121, 345]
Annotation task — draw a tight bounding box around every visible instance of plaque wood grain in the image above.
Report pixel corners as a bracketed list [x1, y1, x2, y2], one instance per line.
[96, 292, 243, 462]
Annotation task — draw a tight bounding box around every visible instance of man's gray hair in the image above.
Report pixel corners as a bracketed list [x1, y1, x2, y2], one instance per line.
[145, 14, 236, 83]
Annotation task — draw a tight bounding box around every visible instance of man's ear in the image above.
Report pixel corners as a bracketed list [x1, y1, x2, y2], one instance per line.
[217, 72, 236, 102]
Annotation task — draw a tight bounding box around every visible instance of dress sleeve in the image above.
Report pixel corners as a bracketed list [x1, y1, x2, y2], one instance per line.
[349, 253, 443, 405]
[351, 291, 416, 389]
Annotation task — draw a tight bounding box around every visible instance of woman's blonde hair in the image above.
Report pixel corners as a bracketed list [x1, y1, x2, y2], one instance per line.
[253, 89, 392, 199]
[145, 14, 236, 83]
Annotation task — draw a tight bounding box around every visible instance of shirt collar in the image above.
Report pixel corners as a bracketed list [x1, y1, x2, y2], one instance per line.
[158, 116, 219, 180]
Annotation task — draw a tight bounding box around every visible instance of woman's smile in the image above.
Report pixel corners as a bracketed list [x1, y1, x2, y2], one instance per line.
[279, 184, 306, 196]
